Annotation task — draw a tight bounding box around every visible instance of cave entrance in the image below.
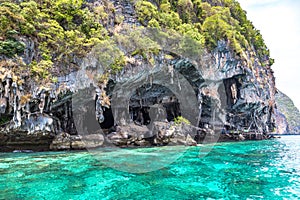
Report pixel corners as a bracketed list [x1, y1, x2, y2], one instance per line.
[129, 83, 181, 125]
[100, 107, 114, 129]
[222, 76, 241, 109]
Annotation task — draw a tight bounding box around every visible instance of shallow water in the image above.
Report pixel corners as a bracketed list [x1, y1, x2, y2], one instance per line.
[1, 136, 300, 199]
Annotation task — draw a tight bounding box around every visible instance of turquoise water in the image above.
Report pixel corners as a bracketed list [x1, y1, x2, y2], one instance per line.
[1, 136, 300, 199]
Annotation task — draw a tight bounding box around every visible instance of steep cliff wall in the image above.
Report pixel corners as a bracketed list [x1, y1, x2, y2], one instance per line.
[0, 0, 277, 151]
[275, 91, 300, 134]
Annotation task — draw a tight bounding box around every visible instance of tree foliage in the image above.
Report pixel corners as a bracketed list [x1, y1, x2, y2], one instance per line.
[0, 0, 110, 81]
[0, 0, 274, 85]
[135, 0, 273, 65]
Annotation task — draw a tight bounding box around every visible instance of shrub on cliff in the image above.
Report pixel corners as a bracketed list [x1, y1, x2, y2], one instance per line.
[0, 0, 274, 84]
[174, 116, 191, 125]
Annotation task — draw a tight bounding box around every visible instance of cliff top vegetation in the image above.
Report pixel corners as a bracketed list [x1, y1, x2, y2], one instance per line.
[0, 0, 274, 83]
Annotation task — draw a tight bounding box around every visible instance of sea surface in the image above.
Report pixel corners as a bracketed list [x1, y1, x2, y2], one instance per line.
[1, 135, 300, 199]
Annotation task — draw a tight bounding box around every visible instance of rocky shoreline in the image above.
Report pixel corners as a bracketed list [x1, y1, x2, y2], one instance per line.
[0, 120, 271, 152]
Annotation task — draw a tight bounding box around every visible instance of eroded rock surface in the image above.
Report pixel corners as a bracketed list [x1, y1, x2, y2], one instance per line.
[0, 0, 279, 152]
[275, 91, 300, 134]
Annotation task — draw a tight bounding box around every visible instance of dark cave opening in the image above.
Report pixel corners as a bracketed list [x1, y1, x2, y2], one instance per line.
[222, 76, 242, 109]
[127, 84, 182, 126]
[98, 82, 184, 127]
[100, 107, 114, 129]
[49, 82, 189, 135]
[127, 100, 181, 126]
[129, 107, 151, 125]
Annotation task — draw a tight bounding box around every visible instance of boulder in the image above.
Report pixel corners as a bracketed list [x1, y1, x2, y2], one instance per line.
[107, 124, 151, 146]
[79, 134, 105, 149]
[50, 132, 71, 150]
[152, 122, 197, 146]
[50, 133, 105, 150]
[105, 122, 197, 147]
[0, 130, 54, 152]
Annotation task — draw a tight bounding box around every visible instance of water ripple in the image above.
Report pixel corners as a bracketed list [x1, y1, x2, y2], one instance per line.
[0, 136, 300, 199]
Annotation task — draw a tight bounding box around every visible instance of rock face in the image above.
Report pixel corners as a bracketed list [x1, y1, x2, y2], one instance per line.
[0, 0, 279, 151]
[0, 130, 54, 152]
[50, 122, 198, 150]
[275, 91, 300, 134]
[104, 122, 197, 147]
[274, 111, 289, 134]
[50, 132, 104, 151]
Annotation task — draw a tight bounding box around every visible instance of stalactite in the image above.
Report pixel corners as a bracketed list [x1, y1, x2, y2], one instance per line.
[63, 102, 68, 130]
[11, 81, 21, 128]
[212, 108, 216, 130]
[4, 79, 10, 98]
[49, 90, 56, 110]
[45, 93, 51, 112]
[39, 92, 46, 114]
[96, 97, 104, 123]
[0, 98, 6, 114]
[230, 83, 237, 104]
[176, 72, 181, 91]
[252, 110, 262, 134]
[246, 121, 254, 132]
[150, 74, 153, 87]
[25, 102, 30, 118]
[168, 65, 174, 84]
[197, 90, 203, 127]
[0, 82, 3, 98]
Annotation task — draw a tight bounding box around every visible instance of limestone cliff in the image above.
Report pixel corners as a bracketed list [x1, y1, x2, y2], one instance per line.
[275, 90, 300, 134]
[0, 0, 278, 151]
